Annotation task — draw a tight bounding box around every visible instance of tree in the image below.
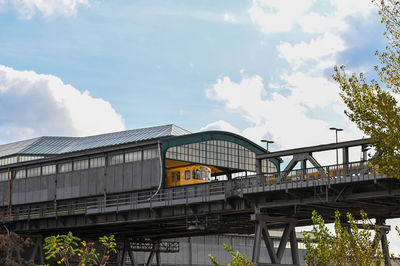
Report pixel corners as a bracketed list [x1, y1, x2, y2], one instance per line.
[209, 244, 256, 266]
[333, 0, 400, 179]
[0, 231, 34, 266]
[303, 210, 383, 266]
[43, 232, 116, 266]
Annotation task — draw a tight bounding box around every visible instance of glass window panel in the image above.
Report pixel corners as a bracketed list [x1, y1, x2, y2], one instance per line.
[27, 167, 41, 178]
[59, 162, 72, 173]
[0, 172, 8, 182]
[90, 157, 105, 168]
[74, 159, 89, 170]
[109, 154, 123, 165]
[15, 169, 26, 179]
[185, 170, 190, 180]
[42, 165, 56, 175]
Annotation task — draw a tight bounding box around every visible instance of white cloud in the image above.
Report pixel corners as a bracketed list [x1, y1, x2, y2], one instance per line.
[0, 65, 125, 143]
[205, 72, 362, 150]
[223, 13, 237, 23]
[0, 0, 89, 19]
[248, 0, 314, 34]
[277, 33, 347, 68]
[201, 120, 240, 134]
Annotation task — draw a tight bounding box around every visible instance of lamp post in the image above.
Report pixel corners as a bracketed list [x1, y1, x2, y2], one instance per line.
[329, 127, 343, 175]
[261, 139, 274, 152]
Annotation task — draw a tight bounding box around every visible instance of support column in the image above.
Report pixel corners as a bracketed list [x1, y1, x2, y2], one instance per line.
[342, 147, 349, 175]
[377, 218, 391, 266]
[301, 159, 307, 180]
[252, 220, 262, 263]
[251, 212, 298, 265]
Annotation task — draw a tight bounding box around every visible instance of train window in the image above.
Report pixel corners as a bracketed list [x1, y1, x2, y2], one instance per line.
[172, 172, 175, 182]
[176, 172, 180, 181]
[197, 170, 201, 179]
[193, 170, 200, 179]
[74, 159, 89, 171]
[185, 170, 190, 180]
[15, 170, 26, 179]
[109, 154, 123, 165]
[207, 171, 211, 180]
[42, 165, 56, 175]
[90, 157, 105, 168]
[59, 162, 72, 173]
[27, 167, 41, 178]
[201, 170, 206, 180]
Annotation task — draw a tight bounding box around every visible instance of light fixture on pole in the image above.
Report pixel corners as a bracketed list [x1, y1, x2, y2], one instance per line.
[261, 139, 274, 152]
[329, 127, 343, 175]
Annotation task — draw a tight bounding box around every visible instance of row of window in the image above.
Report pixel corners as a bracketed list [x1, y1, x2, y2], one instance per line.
[166, 140, 258, 171]
[168, 169, 211, 182]
[0, 155, 45, 167]
[0, 148, 159, 181]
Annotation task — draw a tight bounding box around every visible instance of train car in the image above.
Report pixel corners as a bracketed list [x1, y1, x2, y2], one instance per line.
[165, 165, 211, 187]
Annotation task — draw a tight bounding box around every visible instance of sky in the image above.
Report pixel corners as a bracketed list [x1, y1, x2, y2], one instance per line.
[1, 0, 399, 253]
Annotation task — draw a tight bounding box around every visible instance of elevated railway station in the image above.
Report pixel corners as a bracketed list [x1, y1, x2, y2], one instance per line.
[0, 124, 399, 265]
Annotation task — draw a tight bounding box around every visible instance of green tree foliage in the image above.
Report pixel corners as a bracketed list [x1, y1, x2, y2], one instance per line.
[209, 244, 256, 266]
[0, 231, 34, 266]
[43, 232, 116, 266]
[303, 210, 384, 266]
[333, 0, 400, 179]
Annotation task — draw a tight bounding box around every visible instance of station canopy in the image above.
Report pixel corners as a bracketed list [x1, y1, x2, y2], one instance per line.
[0, 124, 280, 173]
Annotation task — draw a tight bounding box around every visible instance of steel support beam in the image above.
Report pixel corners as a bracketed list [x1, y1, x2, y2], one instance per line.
[377, 218, 391, 266]
[251, 211, 299, 265]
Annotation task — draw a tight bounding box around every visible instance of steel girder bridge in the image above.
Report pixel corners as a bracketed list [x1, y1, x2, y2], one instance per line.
[2, 139, 400, 266]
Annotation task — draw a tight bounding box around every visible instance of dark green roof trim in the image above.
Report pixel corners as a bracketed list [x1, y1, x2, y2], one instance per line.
[160, 130, 282, 168]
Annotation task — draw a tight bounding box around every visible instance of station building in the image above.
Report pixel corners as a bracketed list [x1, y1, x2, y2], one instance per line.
[0, 124, 280, 207]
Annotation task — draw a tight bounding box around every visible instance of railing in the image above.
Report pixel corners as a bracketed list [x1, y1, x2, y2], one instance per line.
[0, 161, 382, 222]
[0, 182, 226, 221]
[232, 161, 378, 192]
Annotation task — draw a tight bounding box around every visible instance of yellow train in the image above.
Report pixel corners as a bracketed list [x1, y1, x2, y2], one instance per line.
[165, 165, 212, 187]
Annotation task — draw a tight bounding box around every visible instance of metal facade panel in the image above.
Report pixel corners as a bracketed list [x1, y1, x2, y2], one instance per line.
[150, 159, 161, 187]
[31, 176, 40, 202]
[56, 174, 64, 199]
[106, 165, 116, 193]
[48, 175, 56, 201]
[88, 171, 97, 196]
[40, 176, 48, 202]
[142, 160, 152, 189]
[71, 171, 82, 198]
[12, 179, 22, 205]
[0, 182, 5, 206]
[132, 161, 142, 190]
[64, 174, 72, 199]
[80, 170, 89, 197]
[96, 169, 104, 196]
[113, 165, 123, 193]
[123, 163, 133, 191]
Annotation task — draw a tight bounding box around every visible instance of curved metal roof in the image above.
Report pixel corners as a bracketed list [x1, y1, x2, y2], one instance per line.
[0, 124, 191, 158]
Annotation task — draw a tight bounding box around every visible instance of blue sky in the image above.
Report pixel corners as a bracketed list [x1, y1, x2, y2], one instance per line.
[0, 0, 386, 148]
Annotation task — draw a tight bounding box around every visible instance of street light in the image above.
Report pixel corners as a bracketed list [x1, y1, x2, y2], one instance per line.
[330, 127, 343, 175]
[261, 139, 274, 152]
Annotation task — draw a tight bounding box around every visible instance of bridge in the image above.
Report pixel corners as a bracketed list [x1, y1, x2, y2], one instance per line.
[0, 126, 398, 265]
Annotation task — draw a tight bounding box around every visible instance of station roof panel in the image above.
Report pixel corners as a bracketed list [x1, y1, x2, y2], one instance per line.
[0, 124, 191, 158]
